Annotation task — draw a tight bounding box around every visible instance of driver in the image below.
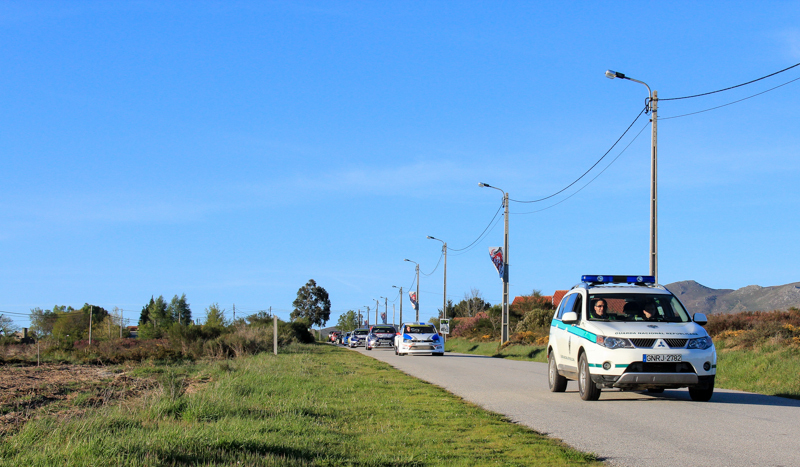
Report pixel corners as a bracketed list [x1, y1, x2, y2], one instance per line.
[591, 299, 609, 319]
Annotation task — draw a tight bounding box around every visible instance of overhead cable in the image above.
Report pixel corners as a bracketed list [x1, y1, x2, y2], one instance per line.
[512, 121, 650, 215]
[660, 75, 800, 120]
[447, 203, 504, 252]
[509, 107, 645, 203]
[661, 62, 800, 101]
[420, 251, 444, 276]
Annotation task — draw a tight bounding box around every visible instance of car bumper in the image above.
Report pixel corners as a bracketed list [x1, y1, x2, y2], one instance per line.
[586, 347, 716, 389]
[398, 343, 444, 354]
[368, 339, 394, 348]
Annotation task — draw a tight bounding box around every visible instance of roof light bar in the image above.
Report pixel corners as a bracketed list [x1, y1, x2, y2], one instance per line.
[581, 275, 655, 284]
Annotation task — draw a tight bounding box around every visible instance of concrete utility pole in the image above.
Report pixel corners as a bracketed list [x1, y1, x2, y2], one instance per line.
[393, 285, 403, 326]
[89, 305, 93, 346]
[405, 259, 420, 321]
[273, 314, 278, 355]
[605, 70, 658, 283]
[427, 236, 447, 323]
[375, 299, 380, 325]
[480, 183, 510, 344]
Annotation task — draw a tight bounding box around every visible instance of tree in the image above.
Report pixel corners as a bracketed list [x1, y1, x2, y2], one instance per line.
[0, 314, 18, 336]
[451, 288, 491, 318]
[139, 297, 154, 325]
[29, 308, 58, 337]
[167, 294, 192, 325]
[291, 279, 331, 327]
[336, 310, 360, 332]
[245, 311, 273, 326]
[204, 303, 227, 328]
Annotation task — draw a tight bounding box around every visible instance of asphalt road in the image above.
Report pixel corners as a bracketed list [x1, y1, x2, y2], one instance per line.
[350, 345, 800, 467]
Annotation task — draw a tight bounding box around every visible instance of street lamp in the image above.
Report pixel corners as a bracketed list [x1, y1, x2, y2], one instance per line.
[392, 285, 403, 326]
[606, 69, 658, 283]
[404, 258, 420, 321]
[426, 236, 447, 323]
[479, 182, 510, 345]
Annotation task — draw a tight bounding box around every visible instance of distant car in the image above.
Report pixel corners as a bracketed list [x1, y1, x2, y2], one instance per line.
[329, 331, 341, 343]
[348, 328, 369, 348]
[366, 325, 397, 350]
[340, 331, 352, 346]
[548, 275, 716, 401]
[394, 322, 444, 356]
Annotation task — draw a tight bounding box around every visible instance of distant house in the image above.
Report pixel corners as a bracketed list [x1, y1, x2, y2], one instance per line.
[126, 326, 138, 338]
[511, 290, 569, 309]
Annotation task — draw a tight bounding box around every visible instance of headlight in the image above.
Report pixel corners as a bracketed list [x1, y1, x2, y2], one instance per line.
[403, 338, 413, 343]
[687, 336, 713, 350]
[596, 336, 634, 349]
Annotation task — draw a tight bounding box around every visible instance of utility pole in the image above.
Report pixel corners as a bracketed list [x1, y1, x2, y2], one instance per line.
[393, 303, 396, 327]
[233, 304, 236, 322]
[384, 297, 388, 324]
[89, 305, 93, 346]
[605, 70, 658, 282]
[427, 236, 447, 324]
[375, 299, 379, 326]
[393, 285, 403, 326]
[480, 183, 510, 344]
[273, 314, 278, 355]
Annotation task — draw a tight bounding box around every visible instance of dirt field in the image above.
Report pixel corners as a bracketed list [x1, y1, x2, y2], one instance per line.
[0, 364, 156, 435]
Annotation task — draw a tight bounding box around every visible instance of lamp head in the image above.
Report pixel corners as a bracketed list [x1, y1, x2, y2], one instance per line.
[605, 70, 626, 80]
[479, 182, 489, 187]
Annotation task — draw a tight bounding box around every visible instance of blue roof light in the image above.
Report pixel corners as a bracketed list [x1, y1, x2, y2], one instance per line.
[582, 275, 655, 284]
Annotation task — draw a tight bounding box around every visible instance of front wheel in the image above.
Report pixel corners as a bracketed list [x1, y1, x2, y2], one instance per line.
[548, 352, 567, 392]
[689, 376, 715, 402]
[578, 353, 601, 401]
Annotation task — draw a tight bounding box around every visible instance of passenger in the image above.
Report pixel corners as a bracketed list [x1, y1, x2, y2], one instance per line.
[623, 302, 647, 320]
[591, 299, 609, 319]
[642, 302, 657, 320]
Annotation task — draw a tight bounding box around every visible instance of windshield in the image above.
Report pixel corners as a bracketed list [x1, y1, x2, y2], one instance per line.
[588, 293, 690, 323]
[354, 330, 368, 335]
[404, 325, 436, 334]
[371, 327, 395, 333]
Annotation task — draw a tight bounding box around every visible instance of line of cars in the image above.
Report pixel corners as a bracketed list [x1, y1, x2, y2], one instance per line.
[330, 322, 445, 356]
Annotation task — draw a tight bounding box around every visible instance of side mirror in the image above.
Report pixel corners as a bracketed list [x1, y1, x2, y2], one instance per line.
[693, 313, 708, 326]
[562, 311, 579, 324]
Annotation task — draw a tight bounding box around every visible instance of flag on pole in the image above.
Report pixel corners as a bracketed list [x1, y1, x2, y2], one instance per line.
[381, 312, 387, 324]
[489, 247, 504, 278]
[409, 291, 418, 311]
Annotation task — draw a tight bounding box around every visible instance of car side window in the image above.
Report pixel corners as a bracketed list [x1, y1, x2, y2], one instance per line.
[557, 294, 577, 320]
[573, 294, 583, 322]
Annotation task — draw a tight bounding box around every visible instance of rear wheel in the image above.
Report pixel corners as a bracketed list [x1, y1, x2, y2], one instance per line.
[548, 352, 567, 392]
[578, 353, 601, 401]
[689, 376, 715, 402]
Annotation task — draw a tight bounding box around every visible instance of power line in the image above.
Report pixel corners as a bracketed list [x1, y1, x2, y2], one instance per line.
[660, 62, 800, 101]
[509, 107, 645, 203]
[448, 214, 503, 257]
[420, 251, 444, 276]
[660, 75, 800, 120]
[447, 203, 504, 252]
[512, 121, 650, 215]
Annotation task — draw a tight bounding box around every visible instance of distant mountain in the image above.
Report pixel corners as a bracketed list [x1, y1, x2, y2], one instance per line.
[664, 280, 800, 315]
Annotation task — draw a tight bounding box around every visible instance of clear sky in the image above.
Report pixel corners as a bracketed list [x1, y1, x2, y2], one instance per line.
[2, 1, 799, 329]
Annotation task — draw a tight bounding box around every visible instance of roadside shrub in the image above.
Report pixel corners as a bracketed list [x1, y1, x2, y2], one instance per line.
[514, 308, 554, 333]
[451, 312, 495, 339]
[707, 309, 800, 349]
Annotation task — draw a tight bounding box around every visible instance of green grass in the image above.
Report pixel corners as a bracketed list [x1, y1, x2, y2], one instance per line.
[1, 344, 599, 466]
[714, 340, 800, 399]
[446, 337, 547, 363]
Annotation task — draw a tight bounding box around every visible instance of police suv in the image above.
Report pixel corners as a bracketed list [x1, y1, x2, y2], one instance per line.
[548, 275, 716, 401]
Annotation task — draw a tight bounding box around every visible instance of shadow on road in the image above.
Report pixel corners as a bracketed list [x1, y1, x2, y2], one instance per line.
[596, 389, 800, 407]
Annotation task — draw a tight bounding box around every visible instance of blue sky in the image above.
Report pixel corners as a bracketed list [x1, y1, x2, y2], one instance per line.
[2, 1, 799, 329]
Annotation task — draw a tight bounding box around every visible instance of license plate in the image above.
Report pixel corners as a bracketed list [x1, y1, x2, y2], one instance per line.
[644, 354, 682, 362]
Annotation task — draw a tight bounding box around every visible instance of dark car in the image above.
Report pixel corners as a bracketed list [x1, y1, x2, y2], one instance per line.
[366, 325, 397, 350]
[329, 330, 341, 343]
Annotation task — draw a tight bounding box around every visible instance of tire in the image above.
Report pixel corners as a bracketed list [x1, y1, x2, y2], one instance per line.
[434, 352, 444, 357]
[548, 352, 567, 393]
[578, 353, 601, 401]
[647, 388, 665, 394]
[689, 376, 715, 402]
[366, 346, 372, 350]
[394, 345, 398, 355]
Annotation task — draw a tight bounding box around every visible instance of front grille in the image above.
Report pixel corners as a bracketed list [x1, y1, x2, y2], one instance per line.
[630, 338, 656, 348]
[625, 362, 695, 373]
[665, 339, 688, 348]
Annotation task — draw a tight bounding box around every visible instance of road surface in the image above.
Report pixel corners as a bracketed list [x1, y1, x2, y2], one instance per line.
[353, 346, 800, 467]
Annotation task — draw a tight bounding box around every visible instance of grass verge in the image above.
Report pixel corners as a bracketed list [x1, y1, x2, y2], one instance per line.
[714, 340, 800, 399]
[446, 337, 547, 363]
[1, 344, 599, 466]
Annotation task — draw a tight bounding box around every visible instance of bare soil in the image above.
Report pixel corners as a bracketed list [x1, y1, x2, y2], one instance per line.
[0, 364, 156, 436]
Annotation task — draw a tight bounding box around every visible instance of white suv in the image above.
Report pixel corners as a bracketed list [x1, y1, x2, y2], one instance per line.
[547, 275, 716, 401]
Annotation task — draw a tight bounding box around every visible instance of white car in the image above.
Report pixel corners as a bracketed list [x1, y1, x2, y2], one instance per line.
[394, 322, 444, 356]
[548, 275, 716, 401]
